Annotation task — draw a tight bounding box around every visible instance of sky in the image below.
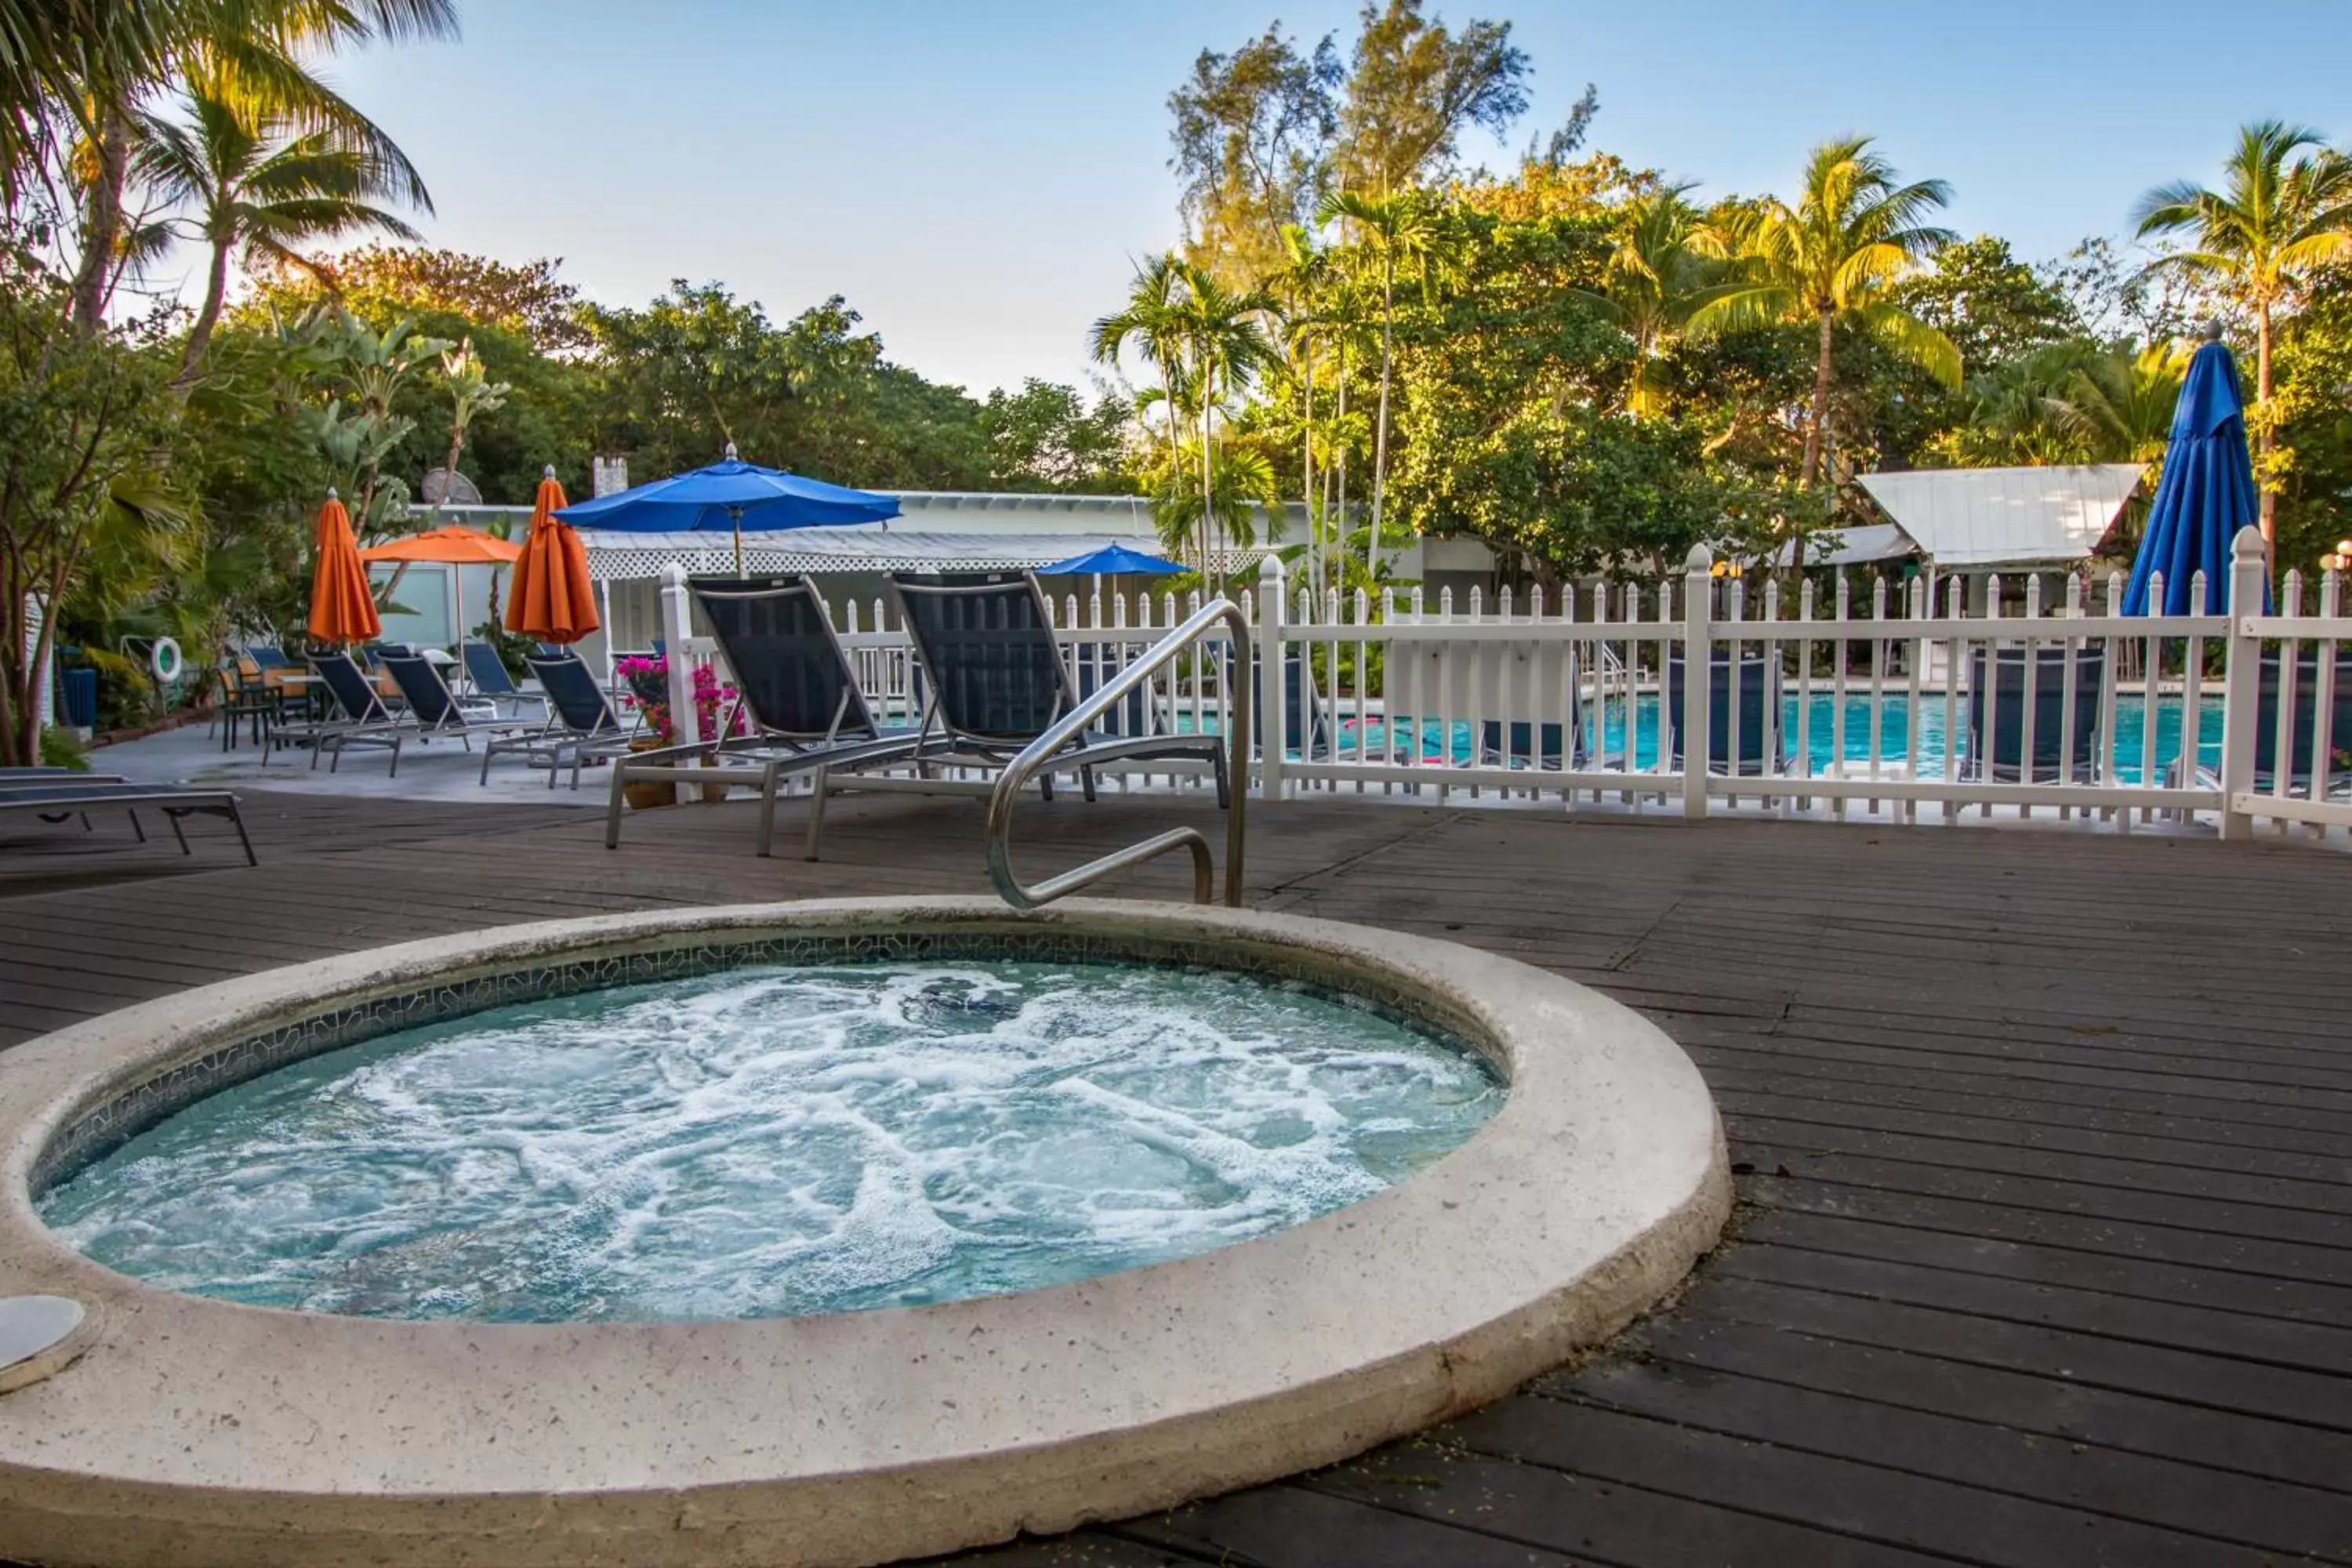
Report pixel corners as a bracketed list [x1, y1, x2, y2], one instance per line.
[261, 0, 2352, 399]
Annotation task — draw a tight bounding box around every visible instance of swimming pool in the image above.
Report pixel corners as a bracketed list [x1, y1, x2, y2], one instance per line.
[1326, 692, 2225, 782]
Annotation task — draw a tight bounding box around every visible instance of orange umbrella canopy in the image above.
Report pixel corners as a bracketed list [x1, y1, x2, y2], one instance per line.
[356, 525, 524, 565]
[504, 469, 601, 644]
[307, 491, 382, 645]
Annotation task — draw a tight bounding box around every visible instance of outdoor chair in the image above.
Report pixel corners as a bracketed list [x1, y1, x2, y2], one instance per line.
[2168, 647, 2352, 797]
[1963, 645, 2107, 785]
[0, 768, 127, 834]
[1668, 650, 1788, 777]
[379, 651, 529, 751]
[606, 576, 931, 857]
[216, 643, 307, 751]
[1205, 644, 1329, 760]
[482, 654, 638, 789]
[260, 650, 407, 773]
[841, 573, 1229, 858]
[1477, 650, 1586, 770]
[459, 641, 546, 720]
[0, 779, 255, 866]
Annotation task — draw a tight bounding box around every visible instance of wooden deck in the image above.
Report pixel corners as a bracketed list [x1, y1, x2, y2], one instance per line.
[3, 787, 2349, 1566]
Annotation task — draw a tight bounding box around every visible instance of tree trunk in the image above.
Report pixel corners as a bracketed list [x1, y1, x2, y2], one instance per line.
[1301, 340, 1316, 597]
[2256, 300, 2275, 548]
[1334, 345, 1348, 589]
[172, 239, 234, 394]
[443, 426, 467, 514]
[1200, 364, 1218, 597]
[1369, 260, 1395, 584]
[1793, 308, 1837, 572]
[68, 108, 132, 333]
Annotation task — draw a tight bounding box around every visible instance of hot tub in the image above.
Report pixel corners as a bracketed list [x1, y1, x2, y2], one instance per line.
[0, 898, 1729, 1568]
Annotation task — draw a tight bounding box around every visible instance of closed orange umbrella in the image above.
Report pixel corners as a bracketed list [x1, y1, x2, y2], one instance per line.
[307, 490, 381, 645]
[505, 468, 601, 644]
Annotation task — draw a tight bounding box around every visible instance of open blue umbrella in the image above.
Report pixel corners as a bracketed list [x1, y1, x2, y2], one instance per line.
[2124, 327, 2260, 615]
[1035, 543, 1185, 577]
[557, 443, 899, 573]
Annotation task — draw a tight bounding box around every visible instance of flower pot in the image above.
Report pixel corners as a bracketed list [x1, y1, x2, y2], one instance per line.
[623, 740, 673, 810]
[699, 754, 728, 805]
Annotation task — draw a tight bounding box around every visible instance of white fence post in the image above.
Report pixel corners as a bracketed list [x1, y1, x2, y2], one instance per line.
[2217, 526, 2267, 841]
[658, 563, 697, 804]
[1682, 546, 1712, 820]
[1257, 554, 1286, 802]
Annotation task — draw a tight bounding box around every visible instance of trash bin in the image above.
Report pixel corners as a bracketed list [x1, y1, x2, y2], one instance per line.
[58, 667, 97, 731]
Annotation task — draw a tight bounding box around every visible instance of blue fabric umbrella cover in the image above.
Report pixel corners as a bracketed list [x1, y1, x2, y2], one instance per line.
[557, 444, 899, 570]
[2123, 332, 2260, 615]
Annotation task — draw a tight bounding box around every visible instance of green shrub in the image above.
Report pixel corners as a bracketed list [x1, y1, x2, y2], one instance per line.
[38, 724, 90, 771]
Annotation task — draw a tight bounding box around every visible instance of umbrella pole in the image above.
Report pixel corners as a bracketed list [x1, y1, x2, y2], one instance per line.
[731, 508, 744, 576]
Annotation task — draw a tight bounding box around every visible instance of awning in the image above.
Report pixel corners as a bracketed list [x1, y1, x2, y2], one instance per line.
[1854, 464, 2146, 567]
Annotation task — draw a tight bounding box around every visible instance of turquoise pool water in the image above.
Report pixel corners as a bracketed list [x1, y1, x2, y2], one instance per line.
[1325, 693, 2226, 782]
[41, 961, 1501, 1323]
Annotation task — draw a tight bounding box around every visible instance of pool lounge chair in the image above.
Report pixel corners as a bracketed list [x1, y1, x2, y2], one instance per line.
[1476, 650, 1586, 770]
[1668, 650, 1788, 777]
[376, 651, 539, 758]
[0, 780, 255, 865]
[1963, 645, 2107, 784]
[259, 650, 407, 773]
[823, 574, 1229, 858]
[606, 576, 933, 857]
[2168, 647, 2352, 797]
[459, 641, 546, 720]
[481, 653, 638, 789]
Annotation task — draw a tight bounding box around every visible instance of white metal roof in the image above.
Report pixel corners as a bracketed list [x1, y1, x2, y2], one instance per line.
[1853, 464, 2146, 568]
[1807, 521, 1917, 568]
[579, 526, 1261, 579]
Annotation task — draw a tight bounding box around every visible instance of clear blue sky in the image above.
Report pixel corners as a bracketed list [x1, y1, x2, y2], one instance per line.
[295, 0, 2352, 397]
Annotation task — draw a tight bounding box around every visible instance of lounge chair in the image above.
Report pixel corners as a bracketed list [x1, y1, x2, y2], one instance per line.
[2169, 647, 2352, 797]
[1668, 650, 1787, 776]
[0, 768, 126, 832]
[378, 650, 528, 750]
[259, 650, 406, 773]
[1963, 646, 2106, 784]
[459, 641, 546, 720]
[0, 781, 255, 866]
[835, 574, 1228, 855]
[481, 653, 638, 789]
[605, 576, 932, 856]
[1477, 650, 1586, 769]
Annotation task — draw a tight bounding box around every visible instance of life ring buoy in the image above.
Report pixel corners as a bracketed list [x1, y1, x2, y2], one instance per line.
[149, 637, 183, 685]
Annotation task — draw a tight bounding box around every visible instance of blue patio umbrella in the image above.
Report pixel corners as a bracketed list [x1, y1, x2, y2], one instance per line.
[1035, 543, 1186, 576]
[557, 443, 900, 573]
[2123, 326, 2261, 615]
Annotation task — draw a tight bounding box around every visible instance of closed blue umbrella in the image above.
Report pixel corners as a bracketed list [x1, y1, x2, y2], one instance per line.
[2123, 327, 2260, 615]
[1035, 543, 1186, 576]
[557, 443, 899, 573]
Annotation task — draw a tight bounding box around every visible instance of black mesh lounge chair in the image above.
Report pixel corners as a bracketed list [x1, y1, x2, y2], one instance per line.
[378, 651, 526, 750]
[1668, 650, 1787, 777]
[866, 574, 1229, 849]
[606, 577, 932, 857]
[481, 654, 637, 789]
[1476, 650, 1585, 770]
[259, 650, 405, 773]
[460, 641, 544, 720]
[0, 768, 126, 833]
[2167, 647, 2352, 796]
[0, 781, 254, 865]
[1964, 646, 2106, 784]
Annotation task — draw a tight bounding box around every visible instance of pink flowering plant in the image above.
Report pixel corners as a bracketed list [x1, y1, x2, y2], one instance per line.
[614, 655, 745, 746]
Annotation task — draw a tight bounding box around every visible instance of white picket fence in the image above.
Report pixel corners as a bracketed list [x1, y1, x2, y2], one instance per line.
[642, 526, 2351, 841]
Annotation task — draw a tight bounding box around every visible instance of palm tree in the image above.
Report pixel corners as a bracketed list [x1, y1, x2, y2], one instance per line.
[437, 337, 510, 507]
[2051, 343, 2190, 466]
[1090, 255, 1194, 566]
[1263, 223, 1333, 591]
[2134, 121, 2352, 543]
[1168, 260, 1276, 595]
[1688, 136, 1961, 494]
[1316, 187, 1438, 581]
[137, 66, 427, 390]
[38, 0, 454, 332]
[1572, 186, 1727, 419]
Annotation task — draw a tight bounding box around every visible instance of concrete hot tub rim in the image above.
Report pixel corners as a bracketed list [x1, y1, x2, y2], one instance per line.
[0, 895, 1731, 1568]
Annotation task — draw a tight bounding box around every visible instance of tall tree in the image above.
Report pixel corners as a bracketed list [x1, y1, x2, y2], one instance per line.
[1091, 256, 1197, 564]
[1688, 136, 1961, 495]
[1169, 260, 1276, 593]
[1334, 0, 1531, 195]
[136, 64, 427, 391]
[1167, 26, 1340, 285]
[1319, 187, 1437, 578]
[2135, 121, 2352, 545]
[1570, 186, 1726, 419]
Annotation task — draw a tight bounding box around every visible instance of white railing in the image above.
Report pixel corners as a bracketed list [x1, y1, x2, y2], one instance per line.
[647, 532, 2350, 840]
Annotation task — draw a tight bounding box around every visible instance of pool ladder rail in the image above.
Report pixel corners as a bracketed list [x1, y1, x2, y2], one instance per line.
[984, 597, 1250, 912]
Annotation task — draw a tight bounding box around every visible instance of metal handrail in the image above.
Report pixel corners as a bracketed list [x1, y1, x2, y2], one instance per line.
[985, 597, 1251, 910]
